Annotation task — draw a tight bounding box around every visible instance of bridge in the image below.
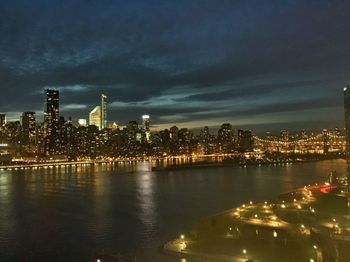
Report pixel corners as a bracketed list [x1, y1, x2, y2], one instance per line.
[254, 133, 346, 154]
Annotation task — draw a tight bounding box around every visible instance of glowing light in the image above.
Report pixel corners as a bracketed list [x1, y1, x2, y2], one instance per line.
[273, 230, 277, 238]
[181, 235, 184, 239]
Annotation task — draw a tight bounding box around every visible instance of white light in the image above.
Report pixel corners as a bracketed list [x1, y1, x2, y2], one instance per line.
[242, 249, 247, 254]
[313, 245, 317, 249]
[181, 234, 184, 239]
[273, 230, 277, 238]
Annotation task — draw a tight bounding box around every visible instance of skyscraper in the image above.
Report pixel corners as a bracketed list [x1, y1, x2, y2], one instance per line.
[21, 112, 36, 146]
[89, 106, 101, 129]
[0, 114, 6, 128]
[142, 115, 150, 130]
[101, 94, 107, 129]
[142, 114, 151, 142]
[344, 85, 350, 207]
[44, 89, 59, 154]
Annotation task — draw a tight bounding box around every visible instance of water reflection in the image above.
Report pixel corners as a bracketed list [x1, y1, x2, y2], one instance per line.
[0, 159, 346, 261]
[136, 163, 157, 247]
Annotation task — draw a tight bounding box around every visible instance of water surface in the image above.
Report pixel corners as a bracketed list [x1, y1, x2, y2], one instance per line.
[0, 160, 346, 261]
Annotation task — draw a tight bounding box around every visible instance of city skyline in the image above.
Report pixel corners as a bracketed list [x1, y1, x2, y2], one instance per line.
[0, 1, 349, 131]
[0, 87, 345, 133]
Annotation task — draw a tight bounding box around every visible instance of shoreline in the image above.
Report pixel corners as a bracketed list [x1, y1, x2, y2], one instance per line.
[153, 157, 345, 171]
[162, 180, 349, 261]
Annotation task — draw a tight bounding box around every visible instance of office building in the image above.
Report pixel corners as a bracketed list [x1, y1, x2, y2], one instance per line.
[44, 89, 60, 154]
[142, 115, 150, 130]
[0, 114, 6, 129]
[21, 112, 36, 146]
[78, 119, 87, 127]
[101, 94, 107, 129]
[89, 106, 101, 129]
[142, 115, 151, 142]
[344, 85, 350, 207]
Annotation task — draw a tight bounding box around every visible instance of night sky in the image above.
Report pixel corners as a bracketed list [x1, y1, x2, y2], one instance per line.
[1, 0, 350, 131]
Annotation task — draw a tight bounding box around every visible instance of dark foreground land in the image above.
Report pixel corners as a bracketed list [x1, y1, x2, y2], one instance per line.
[164, 179, 350, 262]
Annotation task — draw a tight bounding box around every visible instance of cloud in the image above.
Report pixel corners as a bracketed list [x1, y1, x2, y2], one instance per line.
[0, 1, 349, 130]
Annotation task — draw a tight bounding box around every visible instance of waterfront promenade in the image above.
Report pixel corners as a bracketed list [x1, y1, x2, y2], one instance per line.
[164, 180, 350, 261]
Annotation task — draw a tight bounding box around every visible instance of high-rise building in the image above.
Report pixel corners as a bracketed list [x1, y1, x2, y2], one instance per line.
[344, 85, 350, 207]
[142, 114, 151, 142]
[44, 89, 60, 154]
[142, 115, 150, 130]
[0, 114, 6, 128]
[218, 123, 234, 153]
[78, 119, 87, 127]
[21, 112, 36, 146]
[89, 106, 101, 129]
[101, 94, 107, 129]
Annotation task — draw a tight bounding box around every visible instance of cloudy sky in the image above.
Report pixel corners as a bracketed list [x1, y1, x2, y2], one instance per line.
[0, 0, 349, 131]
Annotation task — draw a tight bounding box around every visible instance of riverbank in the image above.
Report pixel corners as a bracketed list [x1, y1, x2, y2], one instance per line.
[153, 157, 344, 171]
[163, 179, 350, 261]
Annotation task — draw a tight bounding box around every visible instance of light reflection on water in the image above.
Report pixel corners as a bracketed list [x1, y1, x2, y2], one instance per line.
[0, 159, 346, 261]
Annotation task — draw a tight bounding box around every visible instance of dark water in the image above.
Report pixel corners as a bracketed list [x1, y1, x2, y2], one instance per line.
[0, 160, 346, 261]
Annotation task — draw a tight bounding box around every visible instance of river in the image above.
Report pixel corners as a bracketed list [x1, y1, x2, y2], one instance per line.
[0, 159, 346, 261]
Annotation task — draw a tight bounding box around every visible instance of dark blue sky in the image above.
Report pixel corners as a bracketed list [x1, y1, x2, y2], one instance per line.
[0, 0, 349, 131]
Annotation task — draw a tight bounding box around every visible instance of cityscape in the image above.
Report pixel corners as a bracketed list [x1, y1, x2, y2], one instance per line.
[0, 1, 350, 262]
[0, 88, 346, 165]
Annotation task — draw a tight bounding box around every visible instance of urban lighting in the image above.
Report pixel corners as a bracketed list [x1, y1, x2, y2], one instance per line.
[273, 230, 277, 238]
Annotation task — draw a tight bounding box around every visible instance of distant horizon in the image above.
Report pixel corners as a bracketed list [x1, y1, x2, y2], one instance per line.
[0, 109, 344, 135]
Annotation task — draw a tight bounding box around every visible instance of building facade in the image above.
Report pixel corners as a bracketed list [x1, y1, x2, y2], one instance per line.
[89, 106, 101, 129]
[44, 89, 59, 155]
[0, 114, 6, 129]
[344, 85, 350, 207]
[21, 112, 36, 147]
[101, 94, 107, 129]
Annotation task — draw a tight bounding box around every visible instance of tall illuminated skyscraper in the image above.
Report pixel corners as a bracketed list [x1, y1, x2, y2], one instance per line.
[89, 106, 101, 129]
[142, 114, 151, 142]
[22, 112, 36, 146]
[101, 94, 107, 129]
[44, 89, 59, 154]
[344, 85, 350, 207]
[142, 114, 150, 130]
